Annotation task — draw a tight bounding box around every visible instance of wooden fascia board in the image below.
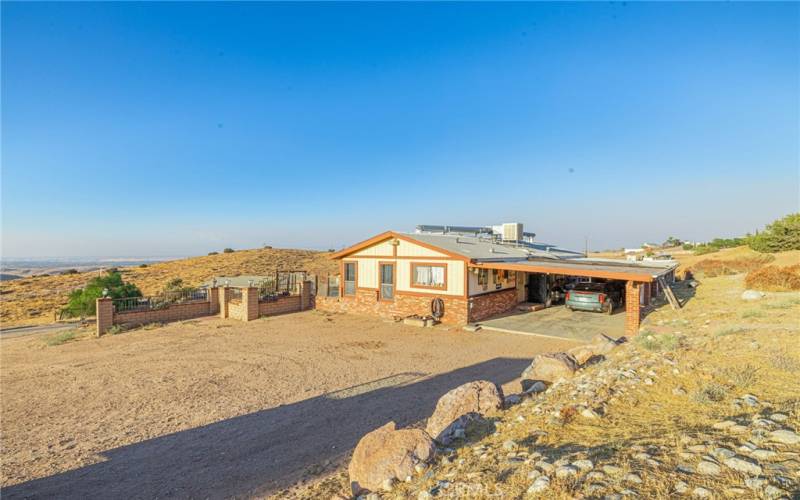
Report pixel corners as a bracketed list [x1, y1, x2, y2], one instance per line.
[470, 261, 655, 283]
[329, 231, 469, 262]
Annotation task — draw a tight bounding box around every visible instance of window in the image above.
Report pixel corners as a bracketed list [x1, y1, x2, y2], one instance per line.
[411, 263, 446, 289]
[477, 268, 489, 286]
[379, 263, 394, 301]
[343, 262, 356, 296]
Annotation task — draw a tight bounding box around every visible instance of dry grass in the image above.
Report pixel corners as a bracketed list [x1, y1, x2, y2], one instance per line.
[688, 254, 775, 278]
[745, 264, 800, 291]
[0, 247, 337, 328]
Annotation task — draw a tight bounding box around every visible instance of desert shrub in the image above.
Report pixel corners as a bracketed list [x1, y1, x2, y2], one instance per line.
[748, 213, 800, 253]
[45, 330, 77, 346]
[764, 298, 800, 309]
[107, 325, 124, 335]
[692, 382, 727, 403]
[690, 255, 775, 277]
[139, 263, 148, 268]
[208, 251, 219, 255]
[636, 333, 681, 352]
[60, 270, 142, 318]
[740, 309, 764, 319]
[692, 237, 748, 255]
[715, 326, 749, 337]
[721, 364, 760, 388]
[771, 351, 800, 372]
[744, 265, 800, 292]
[62, 269, 79, 275]
[682, 243, 694, 250]
[223, 248, 235, 253]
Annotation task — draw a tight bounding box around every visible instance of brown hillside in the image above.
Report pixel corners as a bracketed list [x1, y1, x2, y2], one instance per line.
[0, 248, 337, 328]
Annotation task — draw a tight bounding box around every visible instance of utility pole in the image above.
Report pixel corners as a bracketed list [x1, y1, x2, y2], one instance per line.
[584, 236, 589, 257]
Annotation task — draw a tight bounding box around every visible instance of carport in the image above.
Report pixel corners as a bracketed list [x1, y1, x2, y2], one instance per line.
[470, 258, 677, 338]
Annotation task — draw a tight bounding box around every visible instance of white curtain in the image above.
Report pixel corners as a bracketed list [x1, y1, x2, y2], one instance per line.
[415, 266, 444, 286]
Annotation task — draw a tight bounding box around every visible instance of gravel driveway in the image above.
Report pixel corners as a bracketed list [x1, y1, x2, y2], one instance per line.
[1, 311, 574, 498]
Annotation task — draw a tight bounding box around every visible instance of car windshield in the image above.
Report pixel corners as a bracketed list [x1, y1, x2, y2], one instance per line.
[574, 283, 606, 292]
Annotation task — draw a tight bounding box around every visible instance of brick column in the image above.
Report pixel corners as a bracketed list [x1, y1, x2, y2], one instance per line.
[300, 280, 312, 311]
[209, 287, 220, 314]
[96, 297, 113, 337]
[242, 287, 259, 321]
[625, 281, 641, 337]
[219, 286, 230, 319]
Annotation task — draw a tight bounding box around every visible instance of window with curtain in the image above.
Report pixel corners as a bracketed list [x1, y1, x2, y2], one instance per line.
[412, 264, 446, 288]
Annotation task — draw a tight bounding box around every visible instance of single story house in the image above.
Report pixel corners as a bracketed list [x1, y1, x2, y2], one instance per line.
[316, 223, 678, 336]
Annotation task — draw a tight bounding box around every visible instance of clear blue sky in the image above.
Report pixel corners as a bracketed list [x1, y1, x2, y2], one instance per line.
[2, 2, 798, 257]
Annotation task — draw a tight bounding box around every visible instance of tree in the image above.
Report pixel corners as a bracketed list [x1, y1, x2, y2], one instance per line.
[748, 213, 800, 253]
[663, 236, 682, 247]
[223, 248, 235, 253]
[61, 270, 142, 318]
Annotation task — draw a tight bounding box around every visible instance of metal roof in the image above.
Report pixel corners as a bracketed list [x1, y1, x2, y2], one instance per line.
[401, 233, 582, 261]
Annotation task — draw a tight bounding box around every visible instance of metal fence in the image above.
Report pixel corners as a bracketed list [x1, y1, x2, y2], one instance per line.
[112, 288, 209, 313]
[256, 271, 306, 301]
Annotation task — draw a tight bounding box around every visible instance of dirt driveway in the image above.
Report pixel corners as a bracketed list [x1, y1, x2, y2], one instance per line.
[1, 311, 575, 499]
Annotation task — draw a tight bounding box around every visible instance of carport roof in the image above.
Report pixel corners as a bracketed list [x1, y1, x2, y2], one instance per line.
[472, 258, 676, 282]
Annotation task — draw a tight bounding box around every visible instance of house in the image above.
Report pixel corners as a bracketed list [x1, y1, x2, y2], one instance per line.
[316, 223, 678, 336]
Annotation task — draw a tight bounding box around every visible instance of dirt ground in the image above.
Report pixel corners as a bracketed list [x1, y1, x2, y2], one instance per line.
[0, 311, 574, 499]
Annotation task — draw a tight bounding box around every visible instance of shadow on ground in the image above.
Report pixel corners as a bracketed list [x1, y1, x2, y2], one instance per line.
[4, 357, 529, 499]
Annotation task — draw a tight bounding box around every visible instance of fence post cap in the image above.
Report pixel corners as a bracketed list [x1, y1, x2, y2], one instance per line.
[97, 297, 112, 302]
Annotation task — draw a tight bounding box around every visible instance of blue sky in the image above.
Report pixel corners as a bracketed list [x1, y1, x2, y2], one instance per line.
[2, 2, 798, 257]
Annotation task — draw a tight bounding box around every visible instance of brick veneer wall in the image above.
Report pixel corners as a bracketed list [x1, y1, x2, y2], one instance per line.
[625, 280, 641, 337]
[316, 289, 469, 325]
[259, 295, 302, 316]
[113, 300, 211, 329]
[96, 298, 114, 336]
[228, 298, 246, 321]
[468, 288, 518, 323]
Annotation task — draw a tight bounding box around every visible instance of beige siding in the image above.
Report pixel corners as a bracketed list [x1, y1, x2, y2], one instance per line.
[352, 240, 394, 257]
[396, 239, 448, 258]
[468, 267, 517, 297]
[356, 258, 378, 288]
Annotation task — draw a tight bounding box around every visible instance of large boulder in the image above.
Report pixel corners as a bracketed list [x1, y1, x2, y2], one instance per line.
[425, 380, 504, 444]
[349, 421, 435, 495]
[741, 290, 765, 301]
[590, 333, 625, 354]
[521, 352, 579, 388]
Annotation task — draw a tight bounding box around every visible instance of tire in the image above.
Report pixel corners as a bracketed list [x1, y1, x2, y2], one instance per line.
[606, 300, 614, 315]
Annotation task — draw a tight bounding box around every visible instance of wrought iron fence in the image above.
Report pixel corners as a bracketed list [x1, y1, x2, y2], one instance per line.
[112, 288, 209, 313]
[256, 271, 306, 301]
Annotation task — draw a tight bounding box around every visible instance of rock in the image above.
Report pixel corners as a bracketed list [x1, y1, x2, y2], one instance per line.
[590, 333, 624, 354]
[764, 485, 788, 499]
[502, 440, 517, 451]
[673, 387, 687, 396]
[417, 491, 432, 500]
[697, 461, 722, 476]
[581, 408, 600, 419]
[381, 478, 394, 492]
[745, 477, 767, 490]
[741, 290, 765, 301]
[555, 465, 579, 479]
[674, 480, 689, 494]
[769, 413, 788, 423]
[624, 473, 642, 484]
[567, 345, 597, 366]
[520, 352, 579, 387]
[769, 429, 800, 445]
[692, 487, 713, 498]
[751, 449, 777, 460]
[586, 471, 605, 481]
[505, 394, 521, 406]
[741, 394, 759, 406]
[602, 464, 623, 476]
[537, 461, 555, 474]
[527, 476, 550, 493]
[349, 421, 436, 495]
[524, 381, 547, 394]
[424, 380, 503, 444]
[713, 420, 736, 430]
[572, 459, 594, 471]
[711, 447, 735, 460]
[527, 469, 542, 480]
[723, 456, 762, 475]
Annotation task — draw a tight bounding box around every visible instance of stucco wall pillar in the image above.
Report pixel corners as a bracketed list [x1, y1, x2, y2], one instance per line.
[219, 286, 230, 319]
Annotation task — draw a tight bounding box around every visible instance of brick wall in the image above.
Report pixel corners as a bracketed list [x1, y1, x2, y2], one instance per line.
[625, 280, 641, 337]
[468, 288, 518, 323]
[259, 295, 302, 316]
[113, 301, 211, 328]
[316, 289, 469, 325]
[96, 298, 114, 336]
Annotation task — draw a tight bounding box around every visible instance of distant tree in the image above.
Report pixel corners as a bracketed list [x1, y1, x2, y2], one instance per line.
[748, 213, 800, 253]
[663, 236, 682, 247]
[223, 248, 235, 253]
[139, 263, 148, 268]
[62, 269, 79, 275]
[208, 251, 219, 256]
[61, 270, 142, 318]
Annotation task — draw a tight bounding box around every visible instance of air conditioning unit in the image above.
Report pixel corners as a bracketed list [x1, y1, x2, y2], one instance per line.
[502, 222, 523, 242]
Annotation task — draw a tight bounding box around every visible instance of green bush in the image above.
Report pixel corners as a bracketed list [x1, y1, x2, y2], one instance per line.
[223, 248, 235, 253]
[45, 330, 77, 346]
[748, 213, 800, 253]
[61, 270, 142, 318]
[208, 251, 219, 256]
[692, 237, 748, 255]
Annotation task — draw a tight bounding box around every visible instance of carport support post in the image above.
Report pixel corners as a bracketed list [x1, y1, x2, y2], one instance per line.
[96, 297, 113, 337]
[625, 281, 641, 337]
